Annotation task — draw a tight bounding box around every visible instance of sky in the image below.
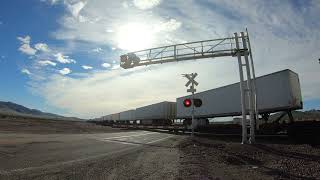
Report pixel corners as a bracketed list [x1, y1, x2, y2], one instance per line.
[0, 0, 319, 118]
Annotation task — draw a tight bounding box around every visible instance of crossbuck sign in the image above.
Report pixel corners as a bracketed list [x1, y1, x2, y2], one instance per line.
[182, 72, 199, 136]
[184, 73, 198, 93]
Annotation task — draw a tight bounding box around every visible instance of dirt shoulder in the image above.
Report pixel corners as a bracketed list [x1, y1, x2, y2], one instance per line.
[178, 137, 320, 180]
[0, 117, 124, 134]
[1, 135, 183, 180]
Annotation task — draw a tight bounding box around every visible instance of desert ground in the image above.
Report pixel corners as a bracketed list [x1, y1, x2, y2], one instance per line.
[0, 117, 319, 180]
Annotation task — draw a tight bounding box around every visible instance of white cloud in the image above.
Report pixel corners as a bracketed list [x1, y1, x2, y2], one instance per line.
[106, 29, 114, 33]
[18, 44, 37, 55]
[155, 19, 182, 32]
[54, 53, 76, 64]
[116, 22, 155, 51]
[52, 2, 183, 50]
[82, 65, 93, 70]
[122, 1, 129, 8]
[111, 64, 120, 70]
[38, 60, 57, 66]
[17, 36, 37, 55]
[92, 47, 102, 53]
[17, 36, 31, 44]
[78, 15, 88, 23]
[34, 43, 49, 52]
[67, 1, 87, 18]
[30, 0, 320, 118]
[59, 68, 71, 75]
[101, 63, 111, 68]
[50, 0, 59, 4]
[21, 68, 31, 75]
[133, 0, 161, 10]
[41, 0, 60, 5]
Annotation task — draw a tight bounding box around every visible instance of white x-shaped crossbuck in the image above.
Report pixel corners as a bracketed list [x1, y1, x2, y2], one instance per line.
[184, 73, 198, 87]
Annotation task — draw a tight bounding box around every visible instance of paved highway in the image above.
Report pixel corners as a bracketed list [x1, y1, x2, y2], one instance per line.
[0, 130, 175, 177]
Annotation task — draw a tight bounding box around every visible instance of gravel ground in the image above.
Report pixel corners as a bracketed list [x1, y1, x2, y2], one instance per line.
[1, 125, 320, 180]
[178, 137, 320, 180]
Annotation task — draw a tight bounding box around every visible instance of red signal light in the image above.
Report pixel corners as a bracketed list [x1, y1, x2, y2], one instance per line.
[183, 99, 192, 107]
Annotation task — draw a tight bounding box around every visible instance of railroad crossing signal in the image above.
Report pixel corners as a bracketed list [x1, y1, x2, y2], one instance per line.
[185, 73, 198, 87]
[182, 72, 201, 137]
[183, 98, 202, 108]
[183, 73, 198, 93]
[183, 99, 192, 107]
[187, 88, 196, 93]
[193, 98, 202, 107]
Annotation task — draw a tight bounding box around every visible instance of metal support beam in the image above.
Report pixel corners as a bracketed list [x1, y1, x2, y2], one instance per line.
[234, 32, 248, 144]
[241, 32, 255, 144]
[246, 28, 259, 131]
[191, 85, 195, 137]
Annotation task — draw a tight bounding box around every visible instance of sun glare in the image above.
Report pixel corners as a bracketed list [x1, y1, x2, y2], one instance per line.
[117, 22, 154, 52]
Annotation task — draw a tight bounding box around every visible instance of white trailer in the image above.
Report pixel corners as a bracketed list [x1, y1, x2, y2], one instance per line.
[111, 113, 120, 121]
[135, 101, 176, 124]
[119, 110, 136, 121]
[105, 115, 112, 121]
[177, 69, 302, 119]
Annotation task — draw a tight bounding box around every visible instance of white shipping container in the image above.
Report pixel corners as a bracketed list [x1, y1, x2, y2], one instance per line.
[135, 101, 176, 120]
[111, 113, 120, 121]
[177, 69, 302, 118]
[119, 110, 136, 121]
[105, 115, 112, 121]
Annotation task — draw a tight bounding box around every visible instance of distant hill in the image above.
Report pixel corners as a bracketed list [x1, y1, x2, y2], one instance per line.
[0, 101, 81, 121]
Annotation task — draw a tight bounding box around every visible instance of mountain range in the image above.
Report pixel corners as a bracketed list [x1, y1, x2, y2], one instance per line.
[0, 101, 83, 120]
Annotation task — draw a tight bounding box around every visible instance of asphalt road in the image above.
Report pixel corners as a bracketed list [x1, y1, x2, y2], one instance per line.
[0, 130, 175, 178]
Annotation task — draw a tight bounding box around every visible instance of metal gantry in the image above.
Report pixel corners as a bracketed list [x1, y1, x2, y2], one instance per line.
[120, 30, 258, 144]
[120, 37, 238, 69]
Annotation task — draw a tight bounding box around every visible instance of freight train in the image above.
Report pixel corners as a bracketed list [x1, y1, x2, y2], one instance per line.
[93, 69, 305, 133]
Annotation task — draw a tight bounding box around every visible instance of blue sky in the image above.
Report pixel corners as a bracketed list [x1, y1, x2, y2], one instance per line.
[0, 0, 65, 113]
[0, 0, 319, 118]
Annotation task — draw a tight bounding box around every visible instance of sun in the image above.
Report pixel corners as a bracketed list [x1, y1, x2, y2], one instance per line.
[117, 22, 154, 52]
